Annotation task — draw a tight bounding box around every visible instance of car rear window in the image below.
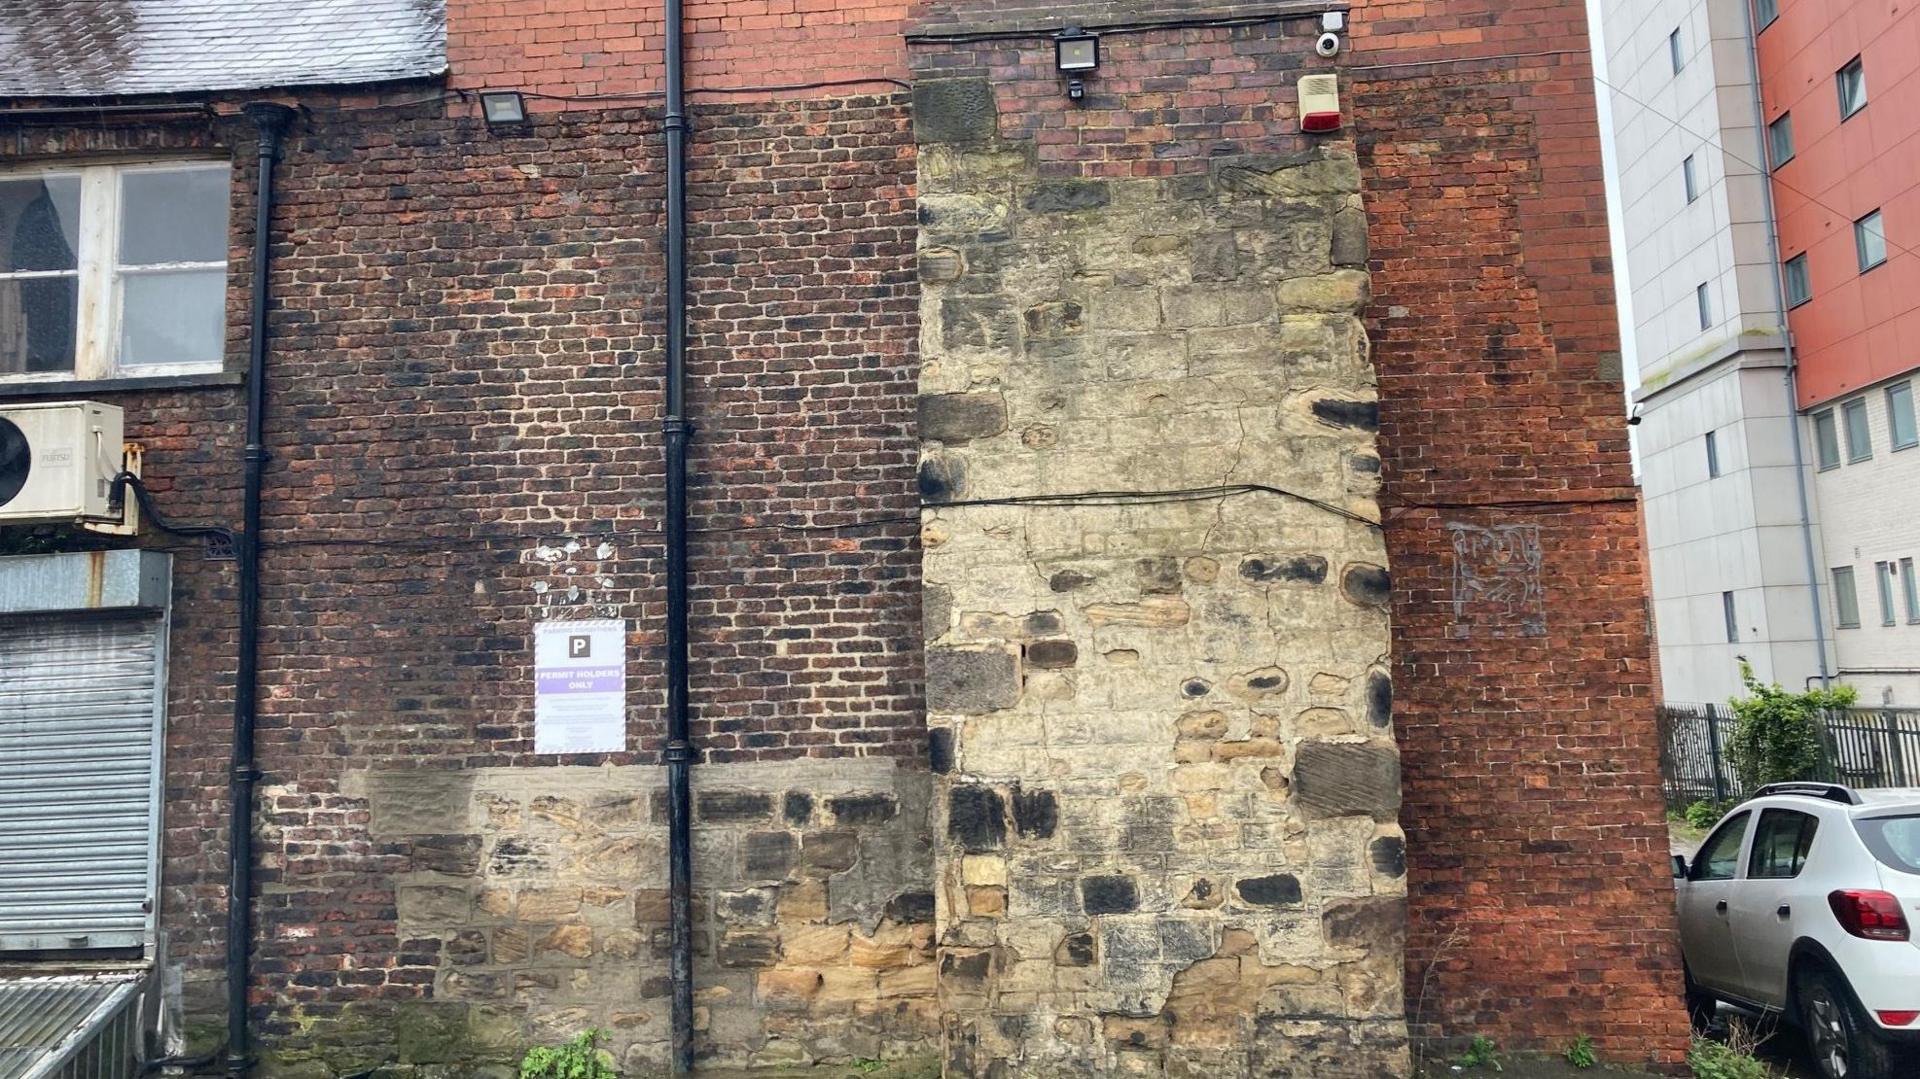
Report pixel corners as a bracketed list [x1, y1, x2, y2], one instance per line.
[1855, 815, 1920, 874]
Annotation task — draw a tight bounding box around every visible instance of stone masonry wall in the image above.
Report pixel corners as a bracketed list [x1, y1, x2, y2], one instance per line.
[259, 760, 936, 1074]
[910, 15, 1409, 1078]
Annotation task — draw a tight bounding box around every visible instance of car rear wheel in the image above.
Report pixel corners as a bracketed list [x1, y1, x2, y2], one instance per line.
[1795, 964, 1895, 1079]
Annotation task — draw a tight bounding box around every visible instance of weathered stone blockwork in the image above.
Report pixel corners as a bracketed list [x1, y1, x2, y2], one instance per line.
[283, 761, 936, 1074]
[910, 15, 1408, 1077]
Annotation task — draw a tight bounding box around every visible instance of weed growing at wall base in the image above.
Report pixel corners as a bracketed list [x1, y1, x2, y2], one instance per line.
[520, 1030, 616, 1079]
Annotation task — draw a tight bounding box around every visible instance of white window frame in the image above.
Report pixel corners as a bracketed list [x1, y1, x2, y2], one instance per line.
[1812, 408, 1840, 470]
[0, 160, 229, 385]
[1842, 397, 1873, 462]
[1768, 113, 1795, 169]
[1902, 557, 1919, 624]
[1833, 566, 1861, 629]
[1877, 561, 1898, 627]
[1855, 209, 1887, 273]
[1888, 381, 1917, 451]
[1838, 56, 1867, 120]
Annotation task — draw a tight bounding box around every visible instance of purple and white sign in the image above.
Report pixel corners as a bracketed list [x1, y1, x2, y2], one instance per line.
[534, 619, 627, 754]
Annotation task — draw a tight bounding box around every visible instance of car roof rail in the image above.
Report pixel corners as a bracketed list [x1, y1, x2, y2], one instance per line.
[1753, 781, 1862, 805]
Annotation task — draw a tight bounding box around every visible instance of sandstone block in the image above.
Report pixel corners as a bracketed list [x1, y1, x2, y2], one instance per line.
[1293, 741, 1402, 821]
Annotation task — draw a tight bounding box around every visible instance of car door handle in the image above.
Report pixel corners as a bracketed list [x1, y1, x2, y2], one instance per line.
[1716, 900, 1728, 914]
[1777, 904, 1791, 918]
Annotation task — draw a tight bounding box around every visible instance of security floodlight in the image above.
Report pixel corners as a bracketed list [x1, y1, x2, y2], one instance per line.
[1055, 29, 1100, 74]
[480, 90, 528, 129]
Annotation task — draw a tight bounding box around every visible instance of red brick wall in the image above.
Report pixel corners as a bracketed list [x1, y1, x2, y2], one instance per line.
[1350, 0, 1691, 1066]
[446, 0, 911, 101]
[0, 88, 921, 1032]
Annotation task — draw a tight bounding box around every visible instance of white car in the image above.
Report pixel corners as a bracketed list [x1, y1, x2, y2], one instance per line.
[1675, 782, 1920, 1079]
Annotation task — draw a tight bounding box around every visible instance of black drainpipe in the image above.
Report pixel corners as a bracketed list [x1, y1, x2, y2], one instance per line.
[660, 0, 697, 1073]
[227, 100, 296, 1079]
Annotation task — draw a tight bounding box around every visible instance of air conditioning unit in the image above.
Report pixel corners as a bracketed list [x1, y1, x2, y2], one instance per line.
[0, 401, 125, 523]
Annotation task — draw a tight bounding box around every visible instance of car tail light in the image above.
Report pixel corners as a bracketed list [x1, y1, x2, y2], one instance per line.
[1876, 1010, 1920, 1026]
[1829, 890, 1912, 941]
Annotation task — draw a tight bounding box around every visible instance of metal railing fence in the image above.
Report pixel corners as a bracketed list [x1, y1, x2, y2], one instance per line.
[1658, 702, 1920, 806]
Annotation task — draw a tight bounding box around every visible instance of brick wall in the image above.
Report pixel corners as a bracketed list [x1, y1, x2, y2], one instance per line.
[446, 0, 911, 102]
[0, 84, 928, 1070]
[1349, 0, 1692, 1066]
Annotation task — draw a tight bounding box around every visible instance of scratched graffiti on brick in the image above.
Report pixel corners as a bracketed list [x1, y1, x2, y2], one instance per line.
[1446, 522, 1546, 638]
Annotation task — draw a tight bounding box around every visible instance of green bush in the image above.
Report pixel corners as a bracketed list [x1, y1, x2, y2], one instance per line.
[1725, 660, 1855, 791]
[1564, 1034, 1597, 1069]
[1687, 1035, 1772, 1079]
[520, 1030, 617, 1079]
[1684, 800, 1725, 830]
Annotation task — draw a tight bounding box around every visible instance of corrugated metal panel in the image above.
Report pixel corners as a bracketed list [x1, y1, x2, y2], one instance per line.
[0, 616, 163, 953]
[0, 975, 142, 1079]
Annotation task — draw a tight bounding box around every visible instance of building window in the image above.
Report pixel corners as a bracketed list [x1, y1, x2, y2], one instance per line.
[1768, 113, 1795, 168]
[1837, 56, 1867, 119]
[1697, 283, 1712, 330]
[1890, 382, 1917, 450]
[1670, 28, 1685, 74]
[1843, 397, 1873, 462]
[1706, 430, 1722, 477]
[1833, 566, 1861, 629]
[1878, 562, 1899, 626]
[1855, 210, 1887, 272]
[1683, 155, 1699, 202]
[0, 162, 230, 381]
[1784, 253, 1811, 307]
[1756, 0, 1778, 28]
[1723, 591, 1740, 643]
[1813, 408, 1841, 470]
[1902, 557, 1919, 623]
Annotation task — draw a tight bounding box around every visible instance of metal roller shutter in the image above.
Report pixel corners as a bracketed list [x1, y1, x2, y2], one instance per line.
[0, 614, 163, 953]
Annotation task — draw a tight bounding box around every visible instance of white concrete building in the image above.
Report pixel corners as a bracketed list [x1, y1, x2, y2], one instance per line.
[1605, 0, 1830, 705]
[1603, 0, 1920, 707]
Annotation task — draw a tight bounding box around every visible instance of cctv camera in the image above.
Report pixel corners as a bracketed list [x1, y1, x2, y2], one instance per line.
[1315, 32, 1342, 58]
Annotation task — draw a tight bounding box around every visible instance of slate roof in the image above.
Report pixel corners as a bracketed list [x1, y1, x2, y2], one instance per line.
[0, 0, 446, 98]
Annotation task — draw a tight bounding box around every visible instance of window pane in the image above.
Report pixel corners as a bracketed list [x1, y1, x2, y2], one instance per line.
[117, 269, 224, 367]
[1855, 815, 1920, 874]
[1889, 383, 1916, 449]
[1839, 58, 1867, 118]
[1814, 410, 1840, 469]
[1670, 29, 1684, 74]
[0, 175, 82, 273]
[1856, 211, 1887, 271]
[1785, 254, 1811, 306]
[1723, 590, 1738, 642]
[1697, 283, 1712, 330]
[1834, 566, 1860, 628]
[1878, 562, 1897, 625]
[1844, 399, 1872, 460]
[1749, 810, 1816, 879]
[1684, 155, 1698, 201]
[118, 166, 230, 265]
[1768, 114, 1795, 167]
[0, 275, 78, 374]
[1903, 558, 1919, 622]
[1757, 0, 1778, 26]
[1694, 812, 1749, 880]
